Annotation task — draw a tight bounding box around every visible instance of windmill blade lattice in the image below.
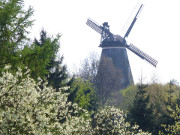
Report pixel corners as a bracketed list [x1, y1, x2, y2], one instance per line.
[122, 3, 144, 38]
[86, 18, 102, 34]
[127, 43, 158, 67]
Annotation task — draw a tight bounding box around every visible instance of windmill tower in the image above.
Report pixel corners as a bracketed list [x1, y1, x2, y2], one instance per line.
[86, 3, 158, 90]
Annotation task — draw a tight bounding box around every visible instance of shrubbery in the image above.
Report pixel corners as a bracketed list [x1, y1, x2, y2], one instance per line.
[0, 66, 150, 134]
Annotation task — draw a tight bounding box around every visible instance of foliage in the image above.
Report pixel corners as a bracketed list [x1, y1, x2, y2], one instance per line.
[127, 84, 154, 132]
[0, 0, 68, 86]
[19, 30, 68, 83]
[92, 106, 151, 135]
[118, 85, 138, 112]
[0, 65, 92, 134]
[128, 81, 180, 135]
[77, 52, 99, 84]
[157, 81, 180, 134]
[166, 80, 178, 106]
[145, 83, 168, 134]
[159, 105, 180, 135]
[20, 41, 55, 80]
[75, 53, 123, 107]
[0, 65, 151, 134]
[69, 78, 97, 112]
[146, 83, 167, 112]
[34, 30, 69, 90]
[0, 0, 33, 71]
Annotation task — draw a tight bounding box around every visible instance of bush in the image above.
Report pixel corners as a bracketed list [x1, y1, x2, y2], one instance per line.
[92, 106, 151, 135]
[0, 65, 92, 134]
[0, 65, 150, 134]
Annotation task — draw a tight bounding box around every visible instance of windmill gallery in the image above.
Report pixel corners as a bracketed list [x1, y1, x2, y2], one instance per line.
[86, 3, 158, 90]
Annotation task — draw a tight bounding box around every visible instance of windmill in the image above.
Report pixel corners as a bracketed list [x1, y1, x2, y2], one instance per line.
[86, 3, 158, 89]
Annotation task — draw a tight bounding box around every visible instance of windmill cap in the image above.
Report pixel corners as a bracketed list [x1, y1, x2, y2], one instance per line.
[103, 22, 109, 28]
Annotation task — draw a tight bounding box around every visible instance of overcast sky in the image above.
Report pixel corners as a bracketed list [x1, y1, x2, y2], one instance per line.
[24, 0, 180, 84]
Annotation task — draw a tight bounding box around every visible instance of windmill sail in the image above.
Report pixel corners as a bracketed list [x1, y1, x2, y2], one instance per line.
[86, 18, 103, 34]
[127, 43, 158, 67]
[122, 3, 144, 38]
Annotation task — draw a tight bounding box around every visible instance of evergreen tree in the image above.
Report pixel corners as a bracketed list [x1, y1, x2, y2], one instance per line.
[0, 1, 68, 87]
[127, 83, 154, 132]
[0, 0, 33, 71]
[20, 39, 57, 80]
[166, 80, 176, 106]
[34, 30, 69, 90]
[159, 104, 180, 135]
[158, 80, 179, 134]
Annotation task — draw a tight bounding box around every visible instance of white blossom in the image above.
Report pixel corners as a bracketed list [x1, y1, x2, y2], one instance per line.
[0, 66, 151, 134]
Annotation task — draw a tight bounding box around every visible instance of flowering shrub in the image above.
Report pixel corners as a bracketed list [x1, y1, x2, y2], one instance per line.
[0, 65, 150, 134]
[0, 66, 92, 134]
[92, 106, 151, 135]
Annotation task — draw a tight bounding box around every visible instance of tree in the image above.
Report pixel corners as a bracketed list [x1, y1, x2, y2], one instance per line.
[166, 80, 177, 106]
[0, 0, 33, 71]
[68, 78, 97, 112]
[159, 105, 180, 135]
[20, 39, 58, 80]
[146, 83, 168, 134]
[75, 53, 123, 106]
[95, 56, 123, 106]
[33, 30, 69, 89]
[127, 83, 154, 132]
[156, 80, 180, 135]
[118, 85, 138, 112]
[76, 52, 99, 84]
[144, 80, 180, 135]
[0, 1, 68, 86]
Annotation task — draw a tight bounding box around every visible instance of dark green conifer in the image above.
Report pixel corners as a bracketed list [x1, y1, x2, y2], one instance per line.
[127, 83, 154, 132]
[34, 30, 69, 90]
